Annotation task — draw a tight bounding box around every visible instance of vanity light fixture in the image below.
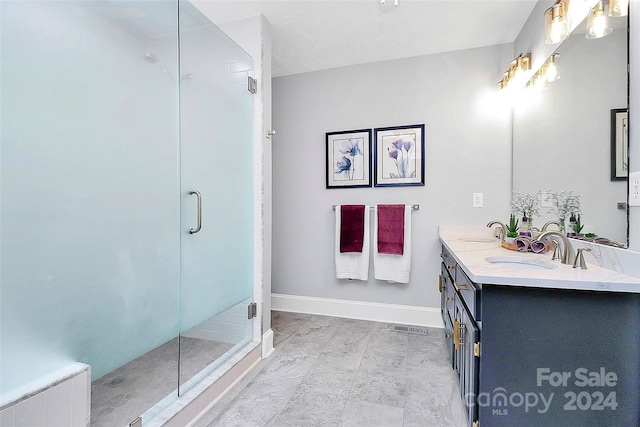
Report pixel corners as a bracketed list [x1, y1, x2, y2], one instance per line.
[545, 0, 569, 44]
[532, 74, 547, 92]
[498, 53, 531, 90]
[544, 53, 560, 82]
[524, 53, 560, 93]
[608, 0, 629, 17]
[586, 1, 613, 38]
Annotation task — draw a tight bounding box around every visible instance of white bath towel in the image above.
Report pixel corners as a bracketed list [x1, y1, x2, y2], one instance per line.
[335, 206, 370, 280]
[373, 205, 411, 283]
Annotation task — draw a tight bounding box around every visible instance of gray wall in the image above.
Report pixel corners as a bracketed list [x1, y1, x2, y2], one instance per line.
[272, 44, 513, 309]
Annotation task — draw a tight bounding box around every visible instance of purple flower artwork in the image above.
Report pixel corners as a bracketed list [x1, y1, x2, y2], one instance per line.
[374, 124, 424, 187]
[384, 135, 416, 179]
[334, 137, 364, 181]
[326, 129, 371, 189]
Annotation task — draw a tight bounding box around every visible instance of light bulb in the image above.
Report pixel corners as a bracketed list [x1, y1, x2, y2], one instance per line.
[608, 0, 629, 17]
[546, 62, 558, 82]
[545, 3, 568, 44]
[533, 75, 547, 92]
[586, 2, 612, 39]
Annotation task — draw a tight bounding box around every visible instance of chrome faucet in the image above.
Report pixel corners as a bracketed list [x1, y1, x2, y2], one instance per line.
[486, 220, 507, 240]
[541, 221, 561, 232]
[573, 248, 592, 269]
[536, 231, 575, 265]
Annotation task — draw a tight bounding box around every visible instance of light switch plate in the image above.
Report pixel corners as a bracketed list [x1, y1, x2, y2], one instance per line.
[473, 193, 484, 208]
[630, 172, 640, 207]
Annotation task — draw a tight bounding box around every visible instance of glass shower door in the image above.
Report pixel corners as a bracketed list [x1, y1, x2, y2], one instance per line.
[1, 1, 183, 425]
[178, 2, 255, 392]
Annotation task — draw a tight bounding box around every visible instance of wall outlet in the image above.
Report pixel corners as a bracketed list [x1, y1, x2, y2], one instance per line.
[473, 193, 483, 208]
[630, 172, 640, 207]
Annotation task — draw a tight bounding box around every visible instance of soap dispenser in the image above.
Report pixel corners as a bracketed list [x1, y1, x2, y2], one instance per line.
[519, 212, 532, 237]
[568, 212, 577, 236]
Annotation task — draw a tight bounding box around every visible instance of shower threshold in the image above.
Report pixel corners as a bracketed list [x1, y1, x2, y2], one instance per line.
[140, 339, 252, 427]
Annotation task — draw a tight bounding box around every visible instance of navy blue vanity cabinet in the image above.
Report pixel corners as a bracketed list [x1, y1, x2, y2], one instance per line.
[478, 284, 640, 426]
[440, 245, 640, 427]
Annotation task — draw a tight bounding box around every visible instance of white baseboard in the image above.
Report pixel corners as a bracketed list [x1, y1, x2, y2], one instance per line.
[271, 293, 443, 328]
[261, 329, 274, 358]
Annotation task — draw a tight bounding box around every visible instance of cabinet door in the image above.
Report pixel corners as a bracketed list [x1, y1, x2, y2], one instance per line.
[444, 311, 454, 367]
[454, 294, 480, 427]
[440, 264, 455, 366]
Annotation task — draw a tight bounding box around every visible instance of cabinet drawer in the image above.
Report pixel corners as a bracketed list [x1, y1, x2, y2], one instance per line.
[454, 266, 481, 321]
[441, 246, 456, 280]
[440, 264, 455, 324]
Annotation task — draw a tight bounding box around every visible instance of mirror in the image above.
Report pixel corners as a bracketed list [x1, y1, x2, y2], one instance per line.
[512, 11, 628, 246]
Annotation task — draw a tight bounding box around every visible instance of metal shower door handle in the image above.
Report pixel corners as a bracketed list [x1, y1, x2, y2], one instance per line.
[189, 190, 202, 234]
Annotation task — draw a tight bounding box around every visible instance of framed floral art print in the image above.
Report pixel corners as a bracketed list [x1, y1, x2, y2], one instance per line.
[326, 129, 372, 189]
[611, 108, 628, 181]
[374, 124, 425, 187]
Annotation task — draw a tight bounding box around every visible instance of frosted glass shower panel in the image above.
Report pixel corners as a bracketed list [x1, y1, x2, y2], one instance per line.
[178, 1, 255, 390]
[0, 0, 180, 396]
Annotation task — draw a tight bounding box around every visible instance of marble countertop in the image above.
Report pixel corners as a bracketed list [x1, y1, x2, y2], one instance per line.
[439, 225, 640, 293]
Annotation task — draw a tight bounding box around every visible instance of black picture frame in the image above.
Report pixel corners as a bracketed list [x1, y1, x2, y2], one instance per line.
[374, 124, 425, 187]
[326, 129, 372, 189]
[611, 108, 628, 181]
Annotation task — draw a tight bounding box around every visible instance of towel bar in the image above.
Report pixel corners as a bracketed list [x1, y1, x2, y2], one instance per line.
[332, 204, 419, 211]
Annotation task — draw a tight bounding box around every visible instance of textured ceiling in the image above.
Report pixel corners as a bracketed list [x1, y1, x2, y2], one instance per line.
[193, 0, 538, 77]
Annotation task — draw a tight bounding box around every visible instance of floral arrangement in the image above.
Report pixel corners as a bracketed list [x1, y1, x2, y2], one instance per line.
[545, 191, 582, 232]
[510, 191, 540, 230]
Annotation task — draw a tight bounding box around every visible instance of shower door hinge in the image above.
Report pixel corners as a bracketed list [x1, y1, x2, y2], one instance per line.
[129, 417, 142, 427]
[248, 76, 257, 94]
[248, 302, 258, 319]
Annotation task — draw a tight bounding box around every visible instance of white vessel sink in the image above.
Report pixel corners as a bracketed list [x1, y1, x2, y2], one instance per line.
[484, 256, 558, 270]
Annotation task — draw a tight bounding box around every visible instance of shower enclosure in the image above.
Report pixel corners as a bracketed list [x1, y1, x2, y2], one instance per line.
[0, 1, 258, 425]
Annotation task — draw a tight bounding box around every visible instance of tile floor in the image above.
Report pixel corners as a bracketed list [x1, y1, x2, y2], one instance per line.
[194, 312, 467, 427]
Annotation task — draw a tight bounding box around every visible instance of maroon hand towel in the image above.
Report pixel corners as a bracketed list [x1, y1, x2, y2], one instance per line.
[340, 205, 366, 253]
[377, 204, 405, 255]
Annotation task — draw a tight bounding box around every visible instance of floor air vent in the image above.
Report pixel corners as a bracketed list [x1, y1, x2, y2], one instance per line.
[393, 325, 428, 335]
